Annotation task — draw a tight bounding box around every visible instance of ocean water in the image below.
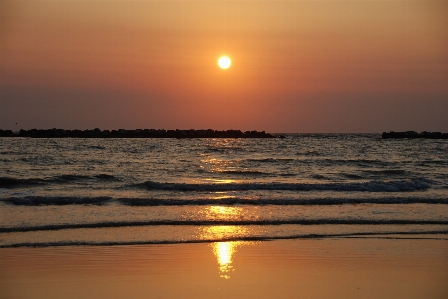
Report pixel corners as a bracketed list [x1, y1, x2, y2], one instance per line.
[1, 134, 447, 247]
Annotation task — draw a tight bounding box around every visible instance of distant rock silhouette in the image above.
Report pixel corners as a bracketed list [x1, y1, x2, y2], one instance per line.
[0, 128, 278, 139]
[382, 131, 448, 139]
[2, 129, 446, 139]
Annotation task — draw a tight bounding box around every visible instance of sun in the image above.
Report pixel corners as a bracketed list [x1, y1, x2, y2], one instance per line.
[218, 56, 231, 69]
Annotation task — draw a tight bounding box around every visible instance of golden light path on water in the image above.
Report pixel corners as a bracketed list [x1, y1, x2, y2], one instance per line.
[204, 226, 245, 279]
[200, 206, 254, 279]
[213, 241, 240, 279]
[197, 138, 256, 278]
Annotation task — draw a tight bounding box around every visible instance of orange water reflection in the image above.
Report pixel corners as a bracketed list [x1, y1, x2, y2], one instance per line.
[205, 206, 242, 220]
[198, 138, 253, 279]
[200, 157, 237, 174]
[211, 241, 241, 279]
[202, 225, 247, 279]
[200, 206, 252, 279]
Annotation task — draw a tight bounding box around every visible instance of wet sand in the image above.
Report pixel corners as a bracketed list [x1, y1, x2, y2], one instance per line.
[1, 238, 447, 299]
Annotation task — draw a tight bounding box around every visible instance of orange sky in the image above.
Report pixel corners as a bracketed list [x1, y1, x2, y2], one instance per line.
[1, 0, 447, 132]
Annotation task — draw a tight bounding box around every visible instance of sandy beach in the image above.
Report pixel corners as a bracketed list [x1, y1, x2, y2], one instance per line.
[1, 238, 447, 299]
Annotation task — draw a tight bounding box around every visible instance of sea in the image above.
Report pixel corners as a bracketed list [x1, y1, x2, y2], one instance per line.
[1, 134, 447, 248]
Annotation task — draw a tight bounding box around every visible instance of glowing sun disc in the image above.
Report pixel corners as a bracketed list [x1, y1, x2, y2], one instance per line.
[218, 56, 231, 69]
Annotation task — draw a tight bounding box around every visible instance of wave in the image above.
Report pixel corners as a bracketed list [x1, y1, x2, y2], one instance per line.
[119, 197, 448, 206]
[54, 174, 92, 182]
[316, 158, 390, 165]
[54, 174, 119, 182]
[2, 219, 448, 233]
[0, 174, 119, 188]
[87, 145, 106, 150]
[3, 195, 447, 206]
[1, 230, 447, 248]
[2, 196, 112, 206]
[364, 169, 407, 176]
[217, 170, 268, 176]
[94, 174, 119, 181]
[0, 177, 46, 188]
[341, 173, 364, 179]
[246, 158, 294, 163]
[133, 178, 431, 192]
[205, 146, 245, 152]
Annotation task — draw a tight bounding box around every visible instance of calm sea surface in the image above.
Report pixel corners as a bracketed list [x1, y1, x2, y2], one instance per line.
[1, 134, 447, 247]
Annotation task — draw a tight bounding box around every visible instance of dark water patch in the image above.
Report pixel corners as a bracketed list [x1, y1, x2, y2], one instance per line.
[418, 162, 448, 167]
[420, 160, 447, 164]
[312, 174, 327, 180]
[341, 173, 364, 180]
[133, 177, 431, 192]
[0, 177, 46, 188]
[205, 146, 245, 153]
[356, 159, 383, 164]
[74, 144, 106, 151]
[364, 169, 407, 176]
[87, 145, 106, 150]
[1, 220, 448, 233]
[119, 197, 448, 206]
[314, 158, 402, 168]
[218, 170, 268, 176]
[246, 158, 294, 163]
[53, 174, 92, 182]
[0, 175, 107, 188]
[18, 157, 54, 163]
[0, 151, 16, 155]
[1, 196, 112, 206]
[279, 173, 296, 177]
[302, 151, 321, 156]
[95, 174, 119, 181]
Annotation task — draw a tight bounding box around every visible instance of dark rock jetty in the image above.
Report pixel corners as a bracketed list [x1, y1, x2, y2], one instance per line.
[0, 128, 276, 138]
[382, 131, 448, 139]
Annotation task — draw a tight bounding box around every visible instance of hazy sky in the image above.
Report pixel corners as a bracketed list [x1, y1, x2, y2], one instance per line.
[1, 0, 447, 132]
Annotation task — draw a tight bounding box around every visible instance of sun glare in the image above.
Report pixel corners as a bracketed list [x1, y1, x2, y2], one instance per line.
[218, 56, 231, 69]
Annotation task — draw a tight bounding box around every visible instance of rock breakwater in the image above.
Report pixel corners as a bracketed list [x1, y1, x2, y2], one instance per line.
[382, 131, 448, 139]
[0, 128, 276, 138]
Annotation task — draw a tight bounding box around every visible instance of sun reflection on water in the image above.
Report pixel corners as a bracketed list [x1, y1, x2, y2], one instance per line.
[207, 206, 242, 218]
[211, 241, 241, 279]
[199, 205, 253, 279]
[202, 226, 247, 279]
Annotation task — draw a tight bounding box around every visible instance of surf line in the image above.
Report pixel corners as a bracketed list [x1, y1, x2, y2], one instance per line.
[1, 219, 448, 233]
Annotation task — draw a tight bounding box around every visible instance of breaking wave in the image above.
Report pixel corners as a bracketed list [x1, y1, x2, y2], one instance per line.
[245, 158, 294, 163]
[2, 196, 112, 206]
[0, 174, 119, 188]
[134, 177, 431, 192]
[0, 177, 46, 187]
[2, 219, 448, 233]
[217, 170, 268, 176]
[1, 230, 447, 248]
[54, 175, 92, 182]
[2, 195, 447, 206]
